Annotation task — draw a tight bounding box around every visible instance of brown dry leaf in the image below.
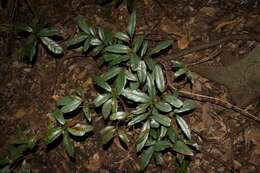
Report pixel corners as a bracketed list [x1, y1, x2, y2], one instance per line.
[51, 95, 60, 101]
[199, 7, 217, 17]
[15, 108, 26, 118]
[177, 35, 190, 49]
[85, 152, 102, 172]
[160, 17, 184, 38]
[214, 19, 241, 31]
[82, 78, 93, 90]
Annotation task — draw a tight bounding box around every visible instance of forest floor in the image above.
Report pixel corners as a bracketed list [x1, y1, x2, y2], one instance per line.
[0, 0, 260, 173]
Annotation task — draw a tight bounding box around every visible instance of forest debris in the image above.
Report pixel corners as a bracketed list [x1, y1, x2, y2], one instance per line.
[85, 152, 102, 172]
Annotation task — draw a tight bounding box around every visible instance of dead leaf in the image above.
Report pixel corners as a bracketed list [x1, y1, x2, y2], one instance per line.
[160, 17, 184, 38]
[214, 19, 241, 31]
[177, 35, 190, 49]
[15, 109, 26, 118]
[199, 7, 217, 17]
[82, 78, 93, 90]
[85, 152, 102, 172]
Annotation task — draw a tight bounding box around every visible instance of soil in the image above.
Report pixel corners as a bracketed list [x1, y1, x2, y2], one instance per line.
[0, 0, 260, 173]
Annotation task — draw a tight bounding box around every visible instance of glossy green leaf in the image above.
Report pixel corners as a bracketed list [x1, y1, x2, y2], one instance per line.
[154, 140, 171, 152]
[132, 103, 149, 115]
[63, 131, 75, 158]
[102, 67, 122, 81]
[155, 101, 172, 112]
[57, 96, 73, 106]
[129, 53, 140, 71]
[122, 89, 150, 103]
[154, 152, 163, 165]
[23, 35, 37, 62]
[38, 27, 60, 37]
[164, 95, 183, 108]
[115, 70, 126, 94]
[150, 118, 160, 128]
[118, 130, 129, 145]
[150, 40, 173, 55]
[90, 38, 102, 46]
[94, 93, 112, 107]
[128, 112, 149, 126]
[136, 121, 150, 152]
[91, 44, 104, 56]
[109, 55, 129, 66]
[172, 141, 193, 156]
[110, 111, 128, 120]
[174, 100, 196, 113]
[125, 70, 138, 81]
[144, 56, 156, 71]
[132, 35, 144, 53]
[89, 27, 96, 37]
[83, 104, 91, 122]
[40, 37, 63, 54]
[98, 27, 105, 41]
[129, 81, 140, 90]
[140, 40, 148, 57]
[146, 73, 156, 97]
[127, 10, 136, 39]
[152, 111, 171, 127]
[105, 44, 129, 54]
[175, 68, 188, 78]
[176, 115, 191, 140]
[74, 15, 90, 34]
[137, 61, 147, 84]
[52, 108, 65, 125]
[102, 98, 112, 119]
[21, 160, 31, 173]
[75, 85, 83, 97]
[101, 126, 116, 145]
[43, 127, 62, 145]
[159, 126, 168, 139]
[94, 76, 112, 92]
[60, 96, 82, 113]
[16, 23, 33, 33]
[167, 127, 177, 143]
[139, 146, 154, 171]
[114, 32, 130, 42]
[154, 65, 165, 93]
[67, 123, 93, 136]
[83, 37, 91, 52]
[66, 34, 88, 47]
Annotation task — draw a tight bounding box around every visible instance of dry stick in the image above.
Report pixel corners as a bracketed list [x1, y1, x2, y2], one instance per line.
[159, 60, 260, 124]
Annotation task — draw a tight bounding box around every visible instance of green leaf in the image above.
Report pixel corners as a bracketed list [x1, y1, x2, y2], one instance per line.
[16, 23, 33, 33]
[52, 108, 65, 125]
[94, 93, 112, 107]
[127, 0, 134, 12]
[98, 27, 105, 41]
[132, 103, 149, 115]
[122, 89, 150, 103]
[114, 32, 130, 42]
[57, 96, 74, 106]
[90, 38, 102, 46]
[172, 141, 193, 156]
[164, 95, 183, 108]
[175, 68, 188, 78]
[118, 130, 129, 145]
[150, 118, 160, 129]
[129, 81, 140, 90]
[154, 152, 163, 165]
[83, 104, 91, 122]
[127, 10, 136, 39]
[91, 44, 104, 56]
[67, 123, 93, 136]
[115, 70, 126, 94]
[110, 111, 128, 120]
[66, 34, 88, 47]
[101, 126, 116, 145]
[109, 55, 129, 66]
[154, 65, 165, 93]
[150, 40, 173, 55]
[139, 146, 154, 171]
[40, 37, 63, 54]
[146, 73, 156, 97]
[21, 160, 31, 173]
[176, 115, 191, 140]
[144, 56, 156, 71]
[154, 140, 171, 152]
[60, 96, 82, 113]
[23, 35, 37, 62]
[132, 35, 144, 53]
[125, 70, 138, 81]
[159, 126, 168, 139]
[74, 15, 90, 34]
[94, 76, 112, 92]
[105, 44, 130, 54]
[140, 40, 148, 57]
[38, 27, 60, 37]
[0, 156, 10, 166]
[43, 127, 62, 145]
[155, 101, 172, 112]
[102, 67, 122, 81]
[63, 131, 75, 158]
[137, 61, 147, 84]
[128, 112, 149, 126]
[167, 127, 177, 143]
[129, 53, 140, 71]
[136, 121, 150, 152]
[174, 100, 196, 113]
[83, 37, 91, 52]
[102, 98, 112, 119]
[152, 110, 171, 127]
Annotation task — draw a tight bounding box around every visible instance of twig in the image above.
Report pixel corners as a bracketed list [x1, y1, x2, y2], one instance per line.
[159, 60, 260, 124]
